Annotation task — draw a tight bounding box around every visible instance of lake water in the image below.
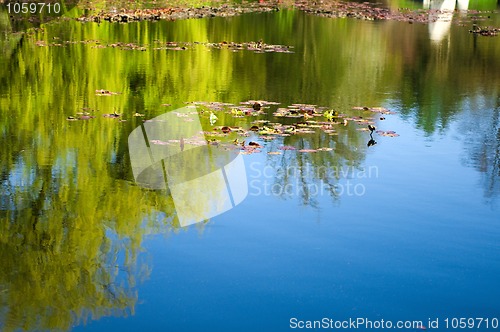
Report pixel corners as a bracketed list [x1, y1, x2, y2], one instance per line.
[1, 1, 500, 331]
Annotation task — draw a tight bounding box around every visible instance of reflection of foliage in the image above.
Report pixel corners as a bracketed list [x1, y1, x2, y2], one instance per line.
[0, 223, 138, 331]
[0, 37, 173, 328]
[459, 99, 500, 203]
[0, 131, 170, 330]
[389, 12, 500, 134]
[264, 126, 367, 206]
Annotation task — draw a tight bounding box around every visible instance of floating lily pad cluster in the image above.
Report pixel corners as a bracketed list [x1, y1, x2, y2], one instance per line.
[66, 95, 399, 153]
[154, 41, 294, 53]
[204, 41, 294, 54]
[273, 104, 329, 119]
[35, 38, 294, 54]
[189, 100, 279, 118]
[77, 3, 280, 23]
[189, 100, 400, 154]
[469, 25, 499, 36]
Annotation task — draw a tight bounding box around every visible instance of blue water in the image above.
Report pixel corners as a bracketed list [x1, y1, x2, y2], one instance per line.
[73, 101, 500, 331]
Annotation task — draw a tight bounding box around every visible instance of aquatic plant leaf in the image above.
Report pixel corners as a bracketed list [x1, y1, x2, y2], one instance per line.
[240, 146, 262, 154]
[103, 113, 121, 118]
[209, 112, 218, 125]
[376, 130, 400, 137]
[95, 89, 120, 96]
[295, 129, 315, 134]
[248, 141, 263, 148]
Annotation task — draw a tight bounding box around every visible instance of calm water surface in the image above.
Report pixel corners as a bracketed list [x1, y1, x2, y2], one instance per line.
[1, 3, 500, 331]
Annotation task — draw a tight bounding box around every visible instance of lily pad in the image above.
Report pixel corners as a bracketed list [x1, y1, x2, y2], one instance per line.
[240, 145, 262, 155]
[376, 130, 400, 137]
[295, 129, 316, 134]
[96, 89, 120, 96]
[278, 146, 297, 151]
[103, 113, 121, 118]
